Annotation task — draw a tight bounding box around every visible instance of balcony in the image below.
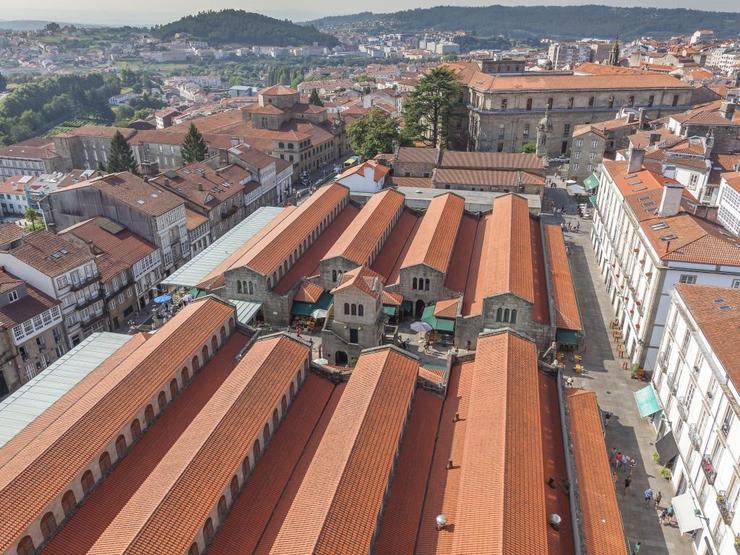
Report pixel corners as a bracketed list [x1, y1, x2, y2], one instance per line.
[221, 204, 239, 220]
[701, 455, 717, 485]
[688, 424, 702, 451]
[76, 293, 101, 311]
[666, 372, 678, 393]
[81, 311, 106, 330]
[676, 396, 689, 421]
[717, 492, 735, 525]
[69, 274, 99, 292]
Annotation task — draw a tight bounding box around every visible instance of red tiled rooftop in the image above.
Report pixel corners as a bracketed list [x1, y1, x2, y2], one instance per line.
[543, 223, 581, 331]
[371, 208, 421, 285]
[434, 298, 459, 319]
[270, 347, 419, 555]
[293, 281, 325, 303]
[60, 217, 156, 269]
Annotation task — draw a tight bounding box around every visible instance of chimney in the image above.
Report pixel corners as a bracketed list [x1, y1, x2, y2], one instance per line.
[719, 100, 735, 121]
[627, 143, 645, 173]
[658, 183, 683, 217]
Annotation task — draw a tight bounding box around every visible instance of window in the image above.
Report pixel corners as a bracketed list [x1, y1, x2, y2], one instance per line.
[526, 98, 532, 111]
[62, 490, 77, 518]
[496, 308, 502, 322]
[40, 512, 58, 541]
[588, 96, 594, 107]
[358, 304, 364, 317]
[688, 174, 699, 189]
[81, 470, 95, 494]
[497, 124, 505, 139]
[648, 95, 654, 107]
[732, 279, 740, 289]
[567, 97, 574, 109]
[351, 304, 356, 316]
[681, 329, 691, 355]
[672, 94, 679, 107]
[8, 290, 18, 303]
[574, 151, 581, 160]
[628, 95, 635, 106]
[563, 123, 571, 137]
[523, 124, 530, 139]
[500, 98, 507, 110]
[547, 97, 553, 110]
[99, 451, 112, 475]
[679, 274, 697, 285]
[17, 537, 35, 555]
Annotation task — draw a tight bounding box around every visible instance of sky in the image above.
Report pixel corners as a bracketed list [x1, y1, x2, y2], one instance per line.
[0, 0, 737, 26]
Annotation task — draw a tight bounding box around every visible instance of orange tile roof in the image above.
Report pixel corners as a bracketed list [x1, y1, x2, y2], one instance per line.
[450, 331, 549, 554]
[232, 183, 349, 277]
[722, 171, 740, 193]
[382, 290, 404, 306]
[543, 224, 581, 331]
[336, 159, 391, 183]
[675, 284, 740, 389]
[0, 297, 235, 553]
[294, 281, 325, 303]
[87, 333, 310, 555]
[330, 266, 384, 298]
[7, 230, 94, 278]
[434, 298, 460, 319]
[260, 85, 299, 96]
[185, 207, 209, 230]
[433, 168, 545, 189]
[323, 189, 404, 266]
[401, 193, 465, 273]
[567, 389, 626, 555]
[440, 151, 544, 171]
[270, 347, 419, 555]
[89, 172, 185, 217]
[371, 209, 421, 285]
[396, 146, 437, 165]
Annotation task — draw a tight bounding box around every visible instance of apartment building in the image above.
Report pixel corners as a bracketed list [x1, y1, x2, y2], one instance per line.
[652, 284, 739, 555]
[568, 115, 639, 182]
[591, 153, 740, 371]
[0, 230, 103, 347]
[0, 138, 68, 179]
[227, 143, 293, 207]
[717, 172, 740, 236]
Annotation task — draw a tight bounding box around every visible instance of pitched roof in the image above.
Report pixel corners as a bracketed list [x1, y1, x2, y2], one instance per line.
[0, 224, 24, 247]
[433, 168, 545, 189]
[567, 389, 627, 555]
[401, 193, 465, 273]
[0, 270, 59, 329]
[675, 284, 740, 388]
[434, 297, 459, 319]
[59, 217, 156, 269]
[259, 85, 299, 96]
[543, 224, 581, 331]
[331, 266, 384, 298]
[396, 146, 437, 165]
[5, 230, 94, 277]
[87, 333, 309, 555]
[270, 347, 419, 555]
[294, 280, 325, 303]
[150, 162, 248, 209]
[89, 172, 184, 217]
[0, 138, 59, 160]
[0, 297, 235, 554]
[322, 189, 404, 266]
[336, 159, 391, 183]
[440, 151, 544, 171]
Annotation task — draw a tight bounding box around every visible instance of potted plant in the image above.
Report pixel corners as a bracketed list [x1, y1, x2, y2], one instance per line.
[652, 452, 661, 464]
[660, 467, 672, 480]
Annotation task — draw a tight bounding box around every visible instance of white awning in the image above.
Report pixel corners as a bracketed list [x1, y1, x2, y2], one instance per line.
[672, 493, 703, 534]
[228, 299, 262, 326]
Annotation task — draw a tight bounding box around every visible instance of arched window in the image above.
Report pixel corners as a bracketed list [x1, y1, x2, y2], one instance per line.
[229, 317, 235, 333]
[289, 382, 295, 401]
[237, 281, 243, 293]
[143, 406, 157, 431]
[510, 309, 517, 324]
[358, 304, 364, 317]
[344, 303, 350, 315]
[243, 456, 252, 479]
[201, 345, 209, 363]
[181, 367, 190, 385]
[220, 326, 227, 343]
[158, 391, 167, 411]
[281, 394, 288, 415]
[496, 308, 502, 322]
[192, 355, 200, 372]
[211, 336, 218, 354]
[296, 368, 302, 385]
[253, 438, 261, 461]
[263, 422, 271, 445]
[130, 419, 142, 440]
[504, 308, 510, 322]
[40, 512, 57, 541]
[170, 379, 179, 399]
[278, 142, 284, 148]
[17, 536, 35, 555]
[272, 408, 279, 431]
[203, 518, 215, 545]
[115, 435, 127, 460]
[248, 282, 254, 294]
[217, 495, 228, 520]
[81, 470, 95, 495]
[351, 304, 356, 316]
[99, 451, 112, 475]
[425, 278, 430, 291]
[62, 490, 77, 518]
[230, 475, 239, 501]
[332, 270, 337, 282]
[412, 277, 417, 290]
[188, 544, 200, 555]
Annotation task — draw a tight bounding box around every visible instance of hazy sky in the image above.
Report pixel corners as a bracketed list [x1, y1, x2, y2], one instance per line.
[1, 0, 737, 25]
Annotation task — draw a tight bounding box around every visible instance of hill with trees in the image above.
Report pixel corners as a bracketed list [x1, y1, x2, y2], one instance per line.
[153, 10, 339, 47]
[308, 5, 739, 40]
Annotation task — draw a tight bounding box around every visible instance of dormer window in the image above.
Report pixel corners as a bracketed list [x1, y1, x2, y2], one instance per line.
[8, 290, 19, 303]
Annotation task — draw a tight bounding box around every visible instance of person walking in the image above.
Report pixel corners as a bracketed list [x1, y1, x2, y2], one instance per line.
[654, 490, 662, 509]
[623, 476, 632, 496]
[611, 448, 618, 468]
[644, 487, 653, 506]
[615, 451, 623, 471]
[633, 541, 641, 555]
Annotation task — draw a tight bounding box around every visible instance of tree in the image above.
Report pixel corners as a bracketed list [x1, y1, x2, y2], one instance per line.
[181, 123, 208, 163]
[107, 131, 138, 173]
[0, 72, 6, 92]
[402, 67, 461, 148]
[347, 108, 399, 161]
[521, 142, 537, 153]
[24, 208, 41, 230]
[308, 89, 324, 107]
[45, 22, 61, 33]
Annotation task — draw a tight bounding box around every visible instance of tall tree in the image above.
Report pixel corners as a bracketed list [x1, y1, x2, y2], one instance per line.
[181, 123, 208, 163]
[402, 67, 461, 148]
[308, 89, 324, 107]
[107, 131, 138, 173]
[0, 72, 6, 92]
[347, 108, 399, 161]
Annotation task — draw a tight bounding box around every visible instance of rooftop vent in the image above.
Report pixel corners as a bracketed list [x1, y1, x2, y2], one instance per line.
[137, 199, 145, 205]
[549, 513, 562, 531]
[713, 298, 726, 304]
[435, 514, 447, 531]
[719, 305, 733, 311]
[660, 233, 678, 241]
[650, 222, 669, 231]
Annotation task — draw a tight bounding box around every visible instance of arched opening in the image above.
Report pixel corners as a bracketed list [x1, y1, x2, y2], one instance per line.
[496, 308, 502, 322]
[203, 518, 215, 545]
[358, 304, 364, 317]
[217, 495, 228, 520]
[211, 336, 218, 354]
[272, 408, 279, 431]
[62, 490, 77, 518]
[511, 309, 517, 324]
[248, 281, 254, 294]
[181, 367, 190, 385]
[253, 438, 261, 461]
[351, 304, 356, 316]
[40, 512, 57, 541]
[344, 303, 349, 315]
[16, 536, 35, 555]
[99, 451, 112, 475]
[243, 456, 251, 479]
[415, 300, 425, 319]
[81, 470, 95, 495]
[192, 355, 200, 372]
[237, 281, 243, 293]
[263, 422, 271, 445]
[425, 278, 430, 291]
[145, 404, 155, 426]
[158, 391, 167, 411]
[188, 544, 200, 555]
[289, 382, 295, 401]
[230, 475, 239, 501]
[229, 317, 235, 333]
[281, 394, 288, 415]
[115, 435, 127, 460]
[412, 277, 418, 290]
[332, 270, 337, 282]
[170, 378, 179, 399]
[220, 326, 227, 343]
[201, 345, 209, 364]
[131, 418, 142, 440]
[335, 351, 348, 365]
[504, 308, 510, 322]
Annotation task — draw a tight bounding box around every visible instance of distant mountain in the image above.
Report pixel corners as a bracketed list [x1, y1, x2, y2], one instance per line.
[308, 5, 740, 40]
[152, 10, 339, 47]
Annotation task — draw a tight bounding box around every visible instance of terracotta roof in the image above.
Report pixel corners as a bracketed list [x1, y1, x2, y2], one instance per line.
[382, 289, 403, 306]
[574, 63, 653, 76]
[259, 85, 299, 96]
[229, 143, 279, 170]
[87, 333, 309, 555]
[440, 151, 544, 171]
[185, 208, 209, 230]
[573, 116, 636, 138]
[567, 389, 627, 555]
[434, 297, 459, 319]
[5, 230, 94, 277]
[387, 176, 433, 188]
[722, 171, 740, 193]
[294, 281, 325, 303]
[270, 347, 419, 555]
[0, 224, 24, 247]
[57, 126, 136, 140]
[60, 217, 156, 269]
[88, 172, 184, 217]
[331, 266, 384, 298]
[0, 297, 236, 554]
[243, 103, 286, 115]
[543, 224, 581, 331]
[371, 209, 421, 285]
[232, 183, 349, 277]
[401, 193, 465, 273]
[433, 168, 545, 189]
[323, 189, 404, 266]
[150, 162, 248, 209]
[0, 270, 59, 329]
[396, 146, 437, 165]
[336, 159, 391, 183]
[0, 138, 59, 160]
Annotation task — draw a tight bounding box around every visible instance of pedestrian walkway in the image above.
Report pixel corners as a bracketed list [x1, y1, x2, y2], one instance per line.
[564, 218, 694, 555]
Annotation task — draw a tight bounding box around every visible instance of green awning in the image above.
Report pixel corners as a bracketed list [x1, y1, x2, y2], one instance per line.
[589, 194, 598, 207]
[634, 384, 661, 418]
[291, 301, 313, 316]
[190, 287, 203, 299]
[313, 292, 333, 310]
[383, 305, 397, 316]
[556, 329, 579, 345]
[421, 304, 455, 333]
[583, 173, 599, 192]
